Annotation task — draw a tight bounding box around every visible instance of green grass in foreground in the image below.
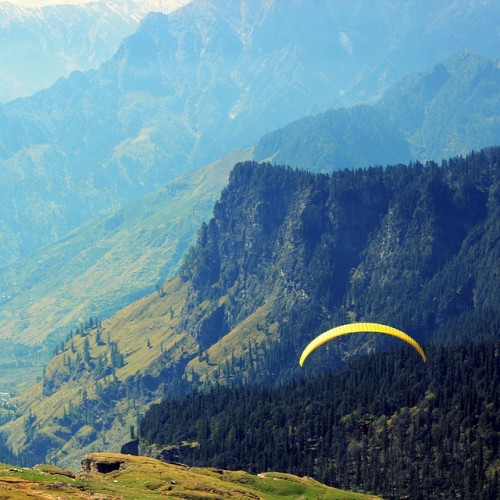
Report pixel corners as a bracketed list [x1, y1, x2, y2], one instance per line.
[0, 453, 380, 499]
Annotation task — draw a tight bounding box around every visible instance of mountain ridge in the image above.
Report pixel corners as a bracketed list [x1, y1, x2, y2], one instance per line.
[0, 0, 191, 102]
[254, 51, 500, 169]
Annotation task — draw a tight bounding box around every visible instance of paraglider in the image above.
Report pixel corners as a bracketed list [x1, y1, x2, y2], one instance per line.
[299, 322, 427, 366]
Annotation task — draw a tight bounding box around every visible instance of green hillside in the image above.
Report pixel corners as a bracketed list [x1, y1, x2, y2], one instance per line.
[0, 149, 251, 392]
[0, 453, 377, 499]
[0, 274, 194, 468]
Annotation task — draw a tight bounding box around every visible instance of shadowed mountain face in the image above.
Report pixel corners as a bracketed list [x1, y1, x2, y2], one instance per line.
[0, 0, 499, 266]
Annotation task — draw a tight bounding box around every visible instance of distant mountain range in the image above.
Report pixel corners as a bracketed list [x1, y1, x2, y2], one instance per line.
[0, 0, 190, 102]
[0, 0, 499, 267]
[255, 51, 500, 169]
[2, 147, 497, 468]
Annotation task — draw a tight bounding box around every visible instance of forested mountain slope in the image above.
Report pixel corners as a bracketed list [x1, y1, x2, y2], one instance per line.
[1, 0, 499, 266]
[1, 148, 497, 468]
[140, 341, 500, 500]
[179, 151, 498, 384]
[254, 104, 412, 171]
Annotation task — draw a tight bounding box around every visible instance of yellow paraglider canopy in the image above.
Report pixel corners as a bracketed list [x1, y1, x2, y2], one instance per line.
[299, 322, 427, 366]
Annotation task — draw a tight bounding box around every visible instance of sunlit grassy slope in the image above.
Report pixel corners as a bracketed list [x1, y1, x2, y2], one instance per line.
[0, 149, 252, 385]
[0, 453, 379, 499]
[2, 275, 193, 463]
[1, 271, 286, 468]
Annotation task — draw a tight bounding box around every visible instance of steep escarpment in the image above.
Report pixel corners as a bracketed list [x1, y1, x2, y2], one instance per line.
[180, 151, 498, 382]
[179, 163, 405, 352]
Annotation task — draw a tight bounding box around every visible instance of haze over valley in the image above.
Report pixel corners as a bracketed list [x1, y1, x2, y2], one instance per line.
[0, 1, 498, 498]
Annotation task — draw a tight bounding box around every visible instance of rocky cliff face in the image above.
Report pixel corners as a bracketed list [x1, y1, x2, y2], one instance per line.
[180, 164, 396, 346]
[347, 152, 497, 334]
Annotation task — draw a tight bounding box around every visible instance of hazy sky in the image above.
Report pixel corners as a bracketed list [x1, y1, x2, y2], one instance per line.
[3, 0, 92, 6]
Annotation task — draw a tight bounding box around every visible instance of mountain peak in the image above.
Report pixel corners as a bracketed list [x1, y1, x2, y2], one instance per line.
[137, 9, 170, 31]
[442, 49, 495, 73]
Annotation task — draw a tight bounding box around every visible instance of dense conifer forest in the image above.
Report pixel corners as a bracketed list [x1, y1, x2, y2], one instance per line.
[141, 341, 500, 499]
[0, 439, 17, 465]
